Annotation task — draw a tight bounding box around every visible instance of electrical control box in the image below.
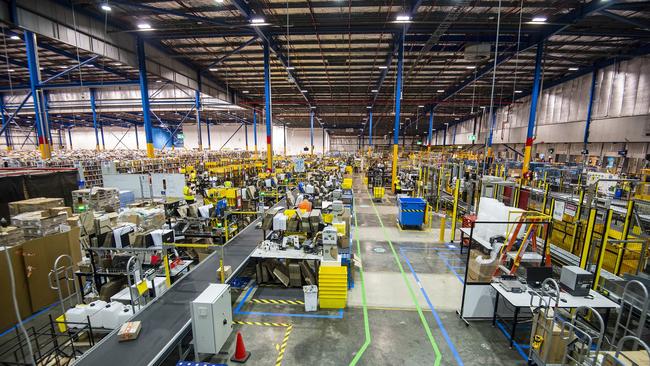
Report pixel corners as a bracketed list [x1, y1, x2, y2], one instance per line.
[560, 266, 592, 297]
[191, 284, 232, 355]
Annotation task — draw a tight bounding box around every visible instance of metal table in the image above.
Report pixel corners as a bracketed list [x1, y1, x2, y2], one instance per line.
[74, 198, 286, 366]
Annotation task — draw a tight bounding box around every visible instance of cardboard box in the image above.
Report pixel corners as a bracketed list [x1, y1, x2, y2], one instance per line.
[0, 244, 33, 332]
[48, 207, 73, 218]
[0, 226, 24, 247]
[118, 321, 142, 341]
[22, 229, 81, 311]
[467, 249, 496, 283]
[9, 197, 65, 216]
[530, 311, 572, 364]
[601, 350, 650, 366]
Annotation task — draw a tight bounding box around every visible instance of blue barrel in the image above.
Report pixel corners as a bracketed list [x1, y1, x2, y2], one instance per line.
[398, 197, 426, 227]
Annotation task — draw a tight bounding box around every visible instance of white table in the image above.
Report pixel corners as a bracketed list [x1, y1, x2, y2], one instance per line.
[490, 282, 619, 348]
[460, 227, 493, 251]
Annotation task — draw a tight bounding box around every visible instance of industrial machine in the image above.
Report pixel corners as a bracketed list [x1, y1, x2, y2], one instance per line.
[559, 266, 593, 296]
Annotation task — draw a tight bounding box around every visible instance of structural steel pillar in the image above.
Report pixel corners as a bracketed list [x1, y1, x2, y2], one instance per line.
[90, 89, 101, 151]
[391, 31, 404, 193]
[134, 124, 140, 149]
[427, 109, 434, 151]
[0, 94, 12, 150]
[24, 30, 50, 159]
[136, 37, 155, 158]
[368, 109, 373, 150]
[206, 120, 211, 149]
[195, 90, 202, 150]
[263, 41, 273, 171]
[253, 108, 258, 155]
[583, 69, 598, 155]
[244, 123, 249, 151]
[522, 42, 544, 176]
[310, 109, 314, 155]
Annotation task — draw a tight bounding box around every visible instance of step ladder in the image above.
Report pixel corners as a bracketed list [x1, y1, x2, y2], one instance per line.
[494, 217, 547, 276]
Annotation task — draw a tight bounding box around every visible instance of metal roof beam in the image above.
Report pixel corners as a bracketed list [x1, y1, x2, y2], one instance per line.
[599, 10, 650, 31]
[430, 0, 624, 111]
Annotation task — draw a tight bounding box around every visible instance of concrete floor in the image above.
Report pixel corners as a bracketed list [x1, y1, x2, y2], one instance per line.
[213, 175, 528, 366]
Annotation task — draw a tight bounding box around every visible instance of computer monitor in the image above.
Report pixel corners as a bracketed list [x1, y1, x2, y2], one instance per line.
[527, 266, 553, 288]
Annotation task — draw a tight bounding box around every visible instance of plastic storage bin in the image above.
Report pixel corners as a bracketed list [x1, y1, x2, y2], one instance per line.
[397, 197, 426, 227]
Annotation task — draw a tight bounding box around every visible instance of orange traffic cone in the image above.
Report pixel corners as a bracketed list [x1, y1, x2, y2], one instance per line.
[230, 331, 251, 363]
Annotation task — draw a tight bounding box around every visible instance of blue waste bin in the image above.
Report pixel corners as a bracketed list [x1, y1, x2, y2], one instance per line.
[398, 197, 426, 227]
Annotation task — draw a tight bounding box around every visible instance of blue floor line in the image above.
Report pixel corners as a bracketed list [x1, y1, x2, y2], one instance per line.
[495, 320, 530, 361]
[234, 285, 344, 319]
[0, 301, 61, 337]
[400, 249, 465, 366]
[398, 246, 465, 284]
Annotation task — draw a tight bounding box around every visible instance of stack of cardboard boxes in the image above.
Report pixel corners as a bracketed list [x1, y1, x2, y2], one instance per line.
[0, 198, 82, 333]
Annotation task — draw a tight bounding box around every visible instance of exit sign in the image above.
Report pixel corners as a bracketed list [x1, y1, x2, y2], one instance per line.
[468, 134, 476, 141]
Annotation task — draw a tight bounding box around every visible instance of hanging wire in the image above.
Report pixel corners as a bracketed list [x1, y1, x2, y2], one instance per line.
[483, 0, 502, 175]
[511, 0, 524, 102]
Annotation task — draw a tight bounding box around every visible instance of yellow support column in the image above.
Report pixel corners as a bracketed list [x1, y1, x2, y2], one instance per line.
[450, 178, 461, 242]
[579, 208, 598, 269]
[614, 200, 634, 275]
[391, 144, 399, 193]
[593, 209, 613, 289]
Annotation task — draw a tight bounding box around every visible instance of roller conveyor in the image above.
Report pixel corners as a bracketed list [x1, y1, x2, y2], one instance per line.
[73, 198, 286, 366]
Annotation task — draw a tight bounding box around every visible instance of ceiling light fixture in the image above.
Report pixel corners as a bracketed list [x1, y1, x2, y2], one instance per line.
[395, 14, 412, 23]
[366, 106, 372, 109]
[531, 16, 547, 23]
[100, 3, 112, 12]
[371, 89, 379, 93]
[465, 65, 476, 69]
[418, 105, 425, 108]
[7, 69, 14, 72]
[214, 0, 225, 3]
[437, 89, 445, 93]
[209, 68, 218, 71]
[242, 90, 249, 94]
[310, 106, 316, 109]
[137, 23, 152, 30]
[250, 17, 266, 25]
[378, 65, 388, 70]
[568, 67, 579, 71]
[515, 90, 522, 93]
[9, 35, 20, 40]
[300, 90, 308, 93]
[286, 66, 295, 70]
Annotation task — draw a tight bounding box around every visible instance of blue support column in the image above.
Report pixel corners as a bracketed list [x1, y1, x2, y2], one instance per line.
[443, 124, 448, 146]
[100, 123, 105, 150]
[136, 37, 155, 158]
[253, 108, 258, 155]
[310, 109, 314, 155]
[206, 120, 211, 149]
[263, 41, 273, 171]
[244, 123, 249, 151]
[391, 30, 405, 192]
[523, 42, 544, 176]
[90, 89, 101, 151]
[57, 128, 63, 148]
[43, 91, 54, 150]
[583, 69, 598, 154]
[24, 30, 50, 158]
[134, 124, 140, 149]
[0, 94, 11, 150]
[427, 109, 434, 151]
[368, 109, 373, 149]
[67, 127, 72, 149]
[195, 90, 202, 150]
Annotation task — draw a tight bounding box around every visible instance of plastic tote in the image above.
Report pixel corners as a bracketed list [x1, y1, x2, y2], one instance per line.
[303, 285, 318, 312]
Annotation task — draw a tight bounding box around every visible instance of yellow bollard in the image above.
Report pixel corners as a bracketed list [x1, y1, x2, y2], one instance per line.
[439, 214, 446, 242]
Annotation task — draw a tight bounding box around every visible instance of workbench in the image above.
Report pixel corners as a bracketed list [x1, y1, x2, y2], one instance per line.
[490, 282, 619, 348]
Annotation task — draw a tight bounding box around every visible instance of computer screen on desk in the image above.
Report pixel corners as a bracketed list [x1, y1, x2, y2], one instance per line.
[527, 266, 553, 288]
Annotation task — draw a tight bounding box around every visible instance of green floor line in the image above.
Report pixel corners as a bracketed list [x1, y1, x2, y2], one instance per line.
[349, 193, 371, 366]
[367, 189, 443, 366]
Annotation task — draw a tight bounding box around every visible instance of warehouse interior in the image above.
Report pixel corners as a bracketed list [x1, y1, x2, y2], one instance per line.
[0, 1, 649, 365]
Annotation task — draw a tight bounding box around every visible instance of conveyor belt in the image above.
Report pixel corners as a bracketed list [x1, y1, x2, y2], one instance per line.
[74, 198, 286, 366]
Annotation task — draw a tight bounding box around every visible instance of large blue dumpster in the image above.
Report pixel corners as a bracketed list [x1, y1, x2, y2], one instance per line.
[397, 197, 426, 227]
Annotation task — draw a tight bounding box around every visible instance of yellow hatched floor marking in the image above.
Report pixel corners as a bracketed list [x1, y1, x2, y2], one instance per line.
[233, 320, 291, 327]
[251, 298, 304, 305]
[275, 324, 293, 366]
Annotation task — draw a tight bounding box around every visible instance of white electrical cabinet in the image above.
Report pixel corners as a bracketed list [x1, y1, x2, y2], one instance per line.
[190, 284, 233, 355]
